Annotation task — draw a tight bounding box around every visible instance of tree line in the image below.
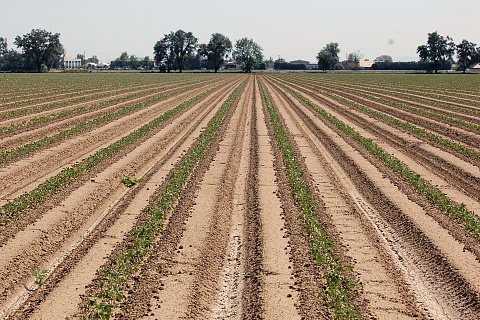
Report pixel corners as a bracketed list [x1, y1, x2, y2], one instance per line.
[1, 28, 479, 73]
[316, 31, 480, 73]
[0, 28, 265, 73]
[153, 30, 263, 73]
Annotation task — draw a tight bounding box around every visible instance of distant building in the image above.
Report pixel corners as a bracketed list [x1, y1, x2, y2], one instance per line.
[290, 59, 309, 66]
[360, 60, 375, 69]
[307, 64, 319, 70]
[60, 56, 82, 69]
[224, 61, 243, 69]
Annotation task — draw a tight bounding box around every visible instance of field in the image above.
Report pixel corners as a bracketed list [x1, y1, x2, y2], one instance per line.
[0, 72, 479, 319]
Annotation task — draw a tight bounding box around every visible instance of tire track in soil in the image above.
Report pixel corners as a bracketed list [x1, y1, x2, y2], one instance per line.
[259, 78, 329, 319]
[111, 76, 255, 319]
[262, 77, 419, 319]
[253, 76, 299, 320]
[0, 77, 243, 319]
[262, 75, 480, 319]
[108, 76, 299, 320]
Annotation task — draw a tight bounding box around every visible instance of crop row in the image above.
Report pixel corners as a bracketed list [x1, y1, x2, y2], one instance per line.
[0, 78, 215, 137]
[0, 80, 231, 224]
[0, 77, 205, 120]
[301, 74, 480, 102]
[0, 74, 219, 108]
[276, 77, 480, 163]
[286, 75, 480, 117]
[259, 78, 361, 319]
[84, 77, 248, 319]
[272, 77, 480, 239]
[272, 76, 480, 161]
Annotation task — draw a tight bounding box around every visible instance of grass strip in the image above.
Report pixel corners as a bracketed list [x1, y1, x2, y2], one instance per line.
[84, 78, 247, 319]
[0, 81, 227, 223]
[275, 79, 480, 239]
[0, 81, 220, 164]
[259, 78, 361, 320]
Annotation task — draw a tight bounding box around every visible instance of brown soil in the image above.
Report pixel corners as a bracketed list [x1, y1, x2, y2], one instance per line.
[1, 73, 479, 320]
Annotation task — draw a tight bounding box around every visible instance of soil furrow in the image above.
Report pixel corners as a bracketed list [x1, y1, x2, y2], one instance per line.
[0, 77, 243, 319]
[280, 78, 480, 208]
[262, 74, 480, 318]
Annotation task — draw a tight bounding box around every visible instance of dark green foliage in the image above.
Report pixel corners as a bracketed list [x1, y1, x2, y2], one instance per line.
[14, 29, 63, 72]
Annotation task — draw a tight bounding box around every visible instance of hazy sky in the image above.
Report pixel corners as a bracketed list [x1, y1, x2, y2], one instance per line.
[2, 0, 479, 63]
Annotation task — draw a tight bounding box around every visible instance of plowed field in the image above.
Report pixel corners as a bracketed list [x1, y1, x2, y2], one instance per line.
[0, 72, 479, 319]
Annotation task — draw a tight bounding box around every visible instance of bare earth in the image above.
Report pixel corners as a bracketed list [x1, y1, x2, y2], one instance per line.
[0, 73, 479, 319]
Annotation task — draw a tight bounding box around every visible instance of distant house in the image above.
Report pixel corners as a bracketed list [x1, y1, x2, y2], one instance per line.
[60, 56, 82, 69]
[307, 64, 319, 70]
[290, 59, 309, 66]
[360, 60, 375, 69]
[224, 61, 243, 70]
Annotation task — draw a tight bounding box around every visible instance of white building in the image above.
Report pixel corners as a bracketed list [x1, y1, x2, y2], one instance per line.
[60, 56, 82, 69]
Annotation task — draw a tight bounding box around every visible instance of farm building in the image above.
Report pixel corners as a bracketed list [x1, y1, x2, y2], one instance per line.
[290, 59, 310, 66]
[360, 60, 375, 69]
[60, 56, 82, 69]
[224, 61, 243, 69]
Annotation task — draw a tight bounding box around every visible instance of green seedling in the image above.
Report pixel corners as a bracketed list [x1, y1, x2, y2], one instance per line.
[121, 176, 144, 187]
[32, 265, 48, 286]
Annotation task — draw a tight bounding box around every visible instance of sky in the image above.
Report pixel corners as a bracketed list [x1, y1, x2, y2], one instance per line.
[2, 0, 479, 64]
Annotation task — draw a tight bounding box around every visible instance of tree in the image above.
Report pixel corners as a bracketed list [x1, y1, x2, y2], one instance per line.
[264, 56, 274, 68]
[374, 55, 393, 62]
[129, 54, 139, 69]
[317, 42, 340, 72]
[347, 50, 363, 64]
[140, 56, 151, 69]
[201, 33, 232, 72]
[417, 31, 455, 74]
[154, 30, 198, 73]
[153, 36, 175, 72]
[233, 38, 263, 73]
[456, 39, 480, 74]
[86, 55, 99, 64]
[170, 30, 198, 73]
[14, 29, 63, 72]
[0, 37, 7, 70]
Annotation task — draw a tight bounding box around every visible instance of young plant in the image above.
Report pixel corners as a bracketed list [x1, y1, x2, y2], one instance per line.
[32, 265, 48, 286]
[121, 176, 143, 187]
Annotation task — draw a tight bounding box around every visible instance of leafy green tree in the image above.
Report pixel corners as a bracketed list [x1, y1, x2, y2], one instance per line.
[0, 37, 7, 70]
[374, 55, 393, 62]
[141, 56, 151, 69]
[153, 36, 175, 72]
[456, 39, 480, 74]
[417, 31, 455, 73]
[86, 55, 99, 64]
[14, 29, 63, 72]
[201, 33, 232, 72]
[233, 38, 263, 73]
[347, 50, 363, 64]
[129, 54, 139, 69]
[154, 30, 198, 73]
[317, 42, 340, 72]
[264, 56, 274, 68]
[171, 30, 198, 73]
